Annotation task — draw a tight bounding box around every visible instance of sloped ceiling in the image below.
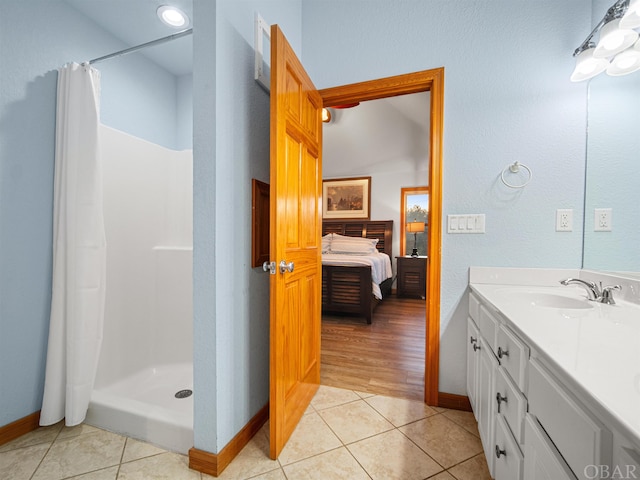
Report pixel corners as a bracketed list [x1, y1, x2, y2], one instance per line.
[64, 0, 193, 76]
[323, 92, 430, 177]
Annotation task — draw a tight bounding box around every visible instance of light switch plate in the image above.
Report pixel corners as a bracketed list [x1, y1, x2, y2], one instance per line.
[447, 214, 485, 234]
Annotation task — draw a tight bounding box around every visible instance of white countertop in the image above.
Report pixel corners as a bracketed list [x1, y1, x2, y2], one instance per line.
[469, 281, 640, 447]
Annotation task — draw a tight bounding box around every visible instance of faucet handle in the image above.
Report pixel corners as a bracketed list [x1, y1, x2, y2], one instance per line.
[600, 285, 622, 305]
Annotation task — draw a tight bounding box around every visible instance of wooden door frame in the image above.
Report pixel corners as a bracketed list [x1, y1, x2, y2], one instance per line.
[319, 68, 444, 406]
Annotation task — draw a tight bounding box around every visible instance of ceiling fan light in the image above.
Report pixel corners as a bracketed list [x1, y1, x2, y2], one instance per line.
[620, 0, 640, 29]
[570, 47, 609, 82]
[593, 19, 638, 58]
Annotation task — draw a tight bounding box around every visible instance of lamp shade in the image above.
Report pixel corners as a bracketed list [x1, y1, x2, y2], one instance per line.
[406, 221, 426, 233]
[593, 18, 638, 58]
[571, 46, 610, 82]
[620, 0, 640, 29]
[607, 39, 640, 75]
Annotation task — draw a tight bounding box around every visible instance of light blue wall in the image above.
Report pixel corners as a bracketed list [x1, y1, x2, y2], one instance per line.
[302, 0, 590, 394]
[0, 0, 189, 427]
[98, 54, 185, 150]
[177, 74, 194, 150]
[192, 0, 301, 453]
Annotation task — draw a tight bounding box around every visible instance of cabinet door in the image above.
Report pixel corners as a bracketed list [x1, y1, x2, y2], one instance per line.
[528, 358, 611, 477]
[494, 414, 524, 480]
[524, 414, 577, 480]
[478, 337, 499, 477]
[467, 317, 480, 417]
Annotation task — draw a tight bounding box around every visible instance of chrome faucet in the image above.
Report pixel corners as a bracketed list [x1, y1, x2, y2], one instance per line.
[559, 278, 622, 304]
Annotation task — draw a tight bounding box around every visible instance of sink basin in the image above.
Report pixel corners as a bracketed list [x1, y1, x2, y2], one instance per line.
[496, 289, 594, 310]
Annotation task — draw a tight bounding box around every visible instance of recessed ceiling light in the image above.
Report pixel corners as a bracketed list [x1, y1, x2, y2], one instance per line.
[157, 5, 190, 28]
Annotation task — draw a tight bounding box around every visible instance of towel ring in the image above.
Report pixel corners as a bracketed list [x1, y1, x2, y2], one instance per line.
[500, 161, 532, 189]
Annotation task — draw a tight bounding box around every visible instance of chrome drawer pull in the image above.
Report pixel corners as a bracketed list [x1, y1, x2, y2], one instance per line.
[495, 445, 506, 458]
[473, 343, 481, 352]
[497, 346, 509, 359]
[470, 336, 477, 345]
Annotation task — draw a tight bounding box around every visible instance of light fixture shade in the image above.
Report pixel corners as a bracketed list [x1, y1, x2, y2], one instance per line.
[593, 18, 638, 58]
[406, 221, 426, 233]
[570, 47, 610, 82]
[321, 108, 332, 123]
[607, 39, 640, 75]
[620, 0, 640, 29]
[157, 5, 190, 28]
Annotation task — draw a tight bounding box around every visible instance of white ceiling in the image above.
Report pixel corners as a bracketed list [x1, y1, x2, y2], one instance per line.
[64, 0, 193, 76]
[323, 92, 431, 176]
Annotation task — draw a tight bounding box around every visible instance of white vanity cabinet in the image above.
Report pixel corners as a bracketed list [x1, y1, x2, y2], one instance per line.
[468, 284, 639, 480]
[468, 293, 525, 479]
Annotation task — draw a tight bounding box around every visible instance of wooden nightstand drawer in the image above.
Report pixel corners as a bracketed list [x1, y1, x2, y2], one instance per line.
[396, 256, 427, 298]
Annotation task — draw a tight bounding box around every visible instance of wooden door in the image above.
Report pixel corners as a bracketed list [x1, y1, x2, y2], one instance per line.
[269, 25, 322, 460]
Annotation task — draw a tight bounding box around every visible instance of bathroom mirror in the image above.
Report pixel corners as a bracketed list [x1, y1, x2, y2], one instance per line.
[582, 71, 640, 274]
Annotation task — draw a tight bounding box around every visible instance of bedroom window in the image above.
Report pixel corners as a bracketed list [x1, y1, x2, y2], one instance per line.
[401, 186, 429, 256]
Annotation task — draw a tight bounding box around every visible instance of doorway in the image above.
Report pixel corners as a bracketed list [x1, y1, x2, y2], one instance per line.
[319, 68, 444, 405]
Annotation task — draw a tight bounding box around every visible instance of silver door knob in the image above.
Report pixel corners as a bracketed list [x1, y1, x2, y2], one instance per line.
[279, 260, 294, 274]
[263, 261, 276, 274]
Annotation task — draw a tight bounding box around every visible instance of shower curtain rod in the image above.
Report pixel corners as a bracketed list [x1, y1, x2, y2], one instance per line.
[89, 28, 193, 65]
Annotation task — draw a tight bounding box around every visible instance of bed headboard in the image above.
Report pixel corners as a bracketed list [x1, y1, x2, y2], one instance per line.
[322, 220, 393, 258]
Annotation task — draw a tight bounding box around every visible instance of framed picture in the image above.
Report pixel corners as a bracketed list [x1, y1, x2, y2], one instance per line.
[322, 176, 371, 219]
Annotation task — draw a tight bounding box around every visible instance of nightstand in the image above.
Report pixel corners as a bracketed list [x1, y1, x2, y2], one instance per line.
[396, 256, 427, 298]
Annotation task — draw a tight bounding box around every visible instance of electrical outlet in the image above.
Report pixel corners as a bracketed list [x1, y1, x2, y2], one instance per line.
[556, 209, 573, 232]
[594, 208, 612, 231]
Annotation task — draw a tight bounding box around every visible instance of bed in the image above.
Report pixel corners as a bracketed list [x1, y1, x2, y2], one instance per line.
[321, 220, 393, 324]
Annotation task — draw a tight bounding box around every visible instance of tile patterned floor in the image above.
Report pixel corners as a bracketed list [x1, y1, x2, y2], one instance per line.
[0, 385, 490, 480]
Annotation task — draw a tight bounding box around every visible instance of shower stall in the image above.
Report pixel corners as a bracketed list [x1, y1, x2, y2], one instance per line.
[84, 125, 193, 453]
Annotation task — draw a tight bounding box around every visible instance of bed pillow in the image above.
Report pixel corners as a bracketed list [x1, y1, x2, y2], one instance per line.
[330, 234, 379, 254]
[321, 234, 332, 253]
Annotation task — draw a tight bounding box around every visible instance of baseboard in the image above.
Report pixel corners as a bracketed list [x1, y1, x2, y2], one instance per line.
[189, 403, 269, 477]
[0, 411, 41, 447]
[437, 392, 472, 411]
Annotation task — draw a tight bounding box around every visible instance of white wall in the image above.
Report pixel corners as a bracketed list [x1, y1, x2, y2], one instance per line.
[303, 0, 590, 395]
[97, 125, 192, 388]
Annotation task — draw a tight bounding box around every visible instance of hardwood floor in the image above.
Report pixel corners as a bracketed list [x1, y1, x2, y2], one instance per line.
[320, 295, 426, 401]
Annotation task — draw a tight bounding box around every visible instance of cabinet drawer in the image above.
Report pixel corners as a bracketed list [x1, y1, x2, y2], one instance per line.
[469, 292, 481, 322]
[494, 414, 523, 480]
[479, 305, 499, 353]
[495, 366, 527, 445]
[528, 358, 612, 478]
[524, 414, 577, 480]
[496, 325, 529, 392]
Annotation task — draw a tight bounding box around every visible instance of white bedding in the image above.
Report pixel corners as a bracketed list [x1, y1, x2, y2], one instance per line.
[321, 252, 393, 300]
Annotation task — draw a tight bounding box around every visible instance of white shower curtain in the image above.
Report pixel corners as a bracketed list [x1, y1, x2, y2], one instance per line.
[40, 63, 106, 426]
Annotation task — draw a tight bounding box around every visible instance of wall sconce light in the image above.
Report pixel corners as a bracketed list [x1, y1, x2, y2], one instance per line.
[571, 0, 640, 81]
[406, 220, 426, 257]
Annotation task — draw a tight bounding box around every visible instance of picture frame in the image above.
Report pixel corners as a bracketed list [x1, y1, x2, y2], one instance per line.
[322, 176, 371, 219]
